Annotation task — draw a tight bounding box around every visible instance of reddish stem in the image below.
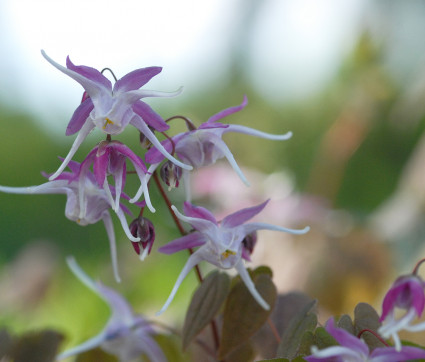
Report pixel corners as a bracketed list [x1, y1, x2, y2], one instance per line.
[413, 258, 425, 275]
[165, 115, 197, 131]
[152, 171, 221, 351]
[268, 318, 281, 343]
[357, 328, 389, 346]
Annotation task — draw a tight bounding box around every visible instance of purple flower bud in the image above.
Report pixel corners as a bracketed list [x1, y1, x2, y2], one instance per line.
[129, 216, 155, 260]
[241, 231, 257, 261]
[160, 160, 183, 190]
[139, 127, 154, 148]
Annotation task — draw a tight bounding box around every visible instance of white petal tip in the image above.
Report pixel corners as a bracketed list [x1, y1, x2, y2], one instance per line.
[284, 131, 293, 139]
[130, 236, 141, 242]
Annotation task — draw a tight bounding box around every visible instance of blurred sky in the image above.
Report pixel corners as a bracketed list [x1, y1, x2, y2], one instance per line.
[0, 0, 369, 133]
[2, 0, 425, 133]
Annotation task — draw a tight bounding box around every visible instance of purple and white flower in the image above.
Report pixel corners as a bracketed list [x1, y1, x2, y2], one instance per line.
[305, 317, 425, 362]
[157, 200, 309, 315]
[41, 50, 192, 181]
[0, 160, 139, 282]
[145, 96, 292, 199]
[378, 274, 425, 351]
[79, 140, 155, 213]
[57, 257, 166, 362]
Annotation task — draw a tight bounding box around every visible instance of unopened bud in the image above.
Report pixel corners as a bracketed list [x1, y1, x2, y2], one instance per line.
[129, 216, 155, 260]
[160, 161, 183, 191]
[139, 127, 155, 149]
[241, 232, 257, 261]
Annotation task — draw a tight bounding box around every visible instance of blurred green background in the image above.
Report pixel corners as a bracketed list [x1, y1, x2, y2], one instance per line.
[2, 0, 425, 358]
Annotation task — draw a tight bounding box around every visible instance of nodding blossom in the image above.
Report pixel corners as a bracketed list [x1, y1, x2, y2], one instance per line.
[378, 274, 425, 351]
[156, 200, 309, 315]
[57, 257, 166, 362]
[305, 317, 425, 362]
[0, 160, 140, 282]
[145, 96, 292, 200]
[41, 50, 192, 181]
[79, 140, 155, 213]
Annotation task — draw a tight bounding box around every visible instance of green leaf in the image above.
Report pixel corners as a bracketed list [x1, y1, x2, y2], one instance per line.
[182, 271, 231, 350]
[353, 302, 383, 349]
[76, 348, 117, 362]
[313, 327, 337, 349]
[224, 341, 256, 362]
[219, 273, 277, 359]
[337, 314, 354, 334]
[276, 299, 318, 359]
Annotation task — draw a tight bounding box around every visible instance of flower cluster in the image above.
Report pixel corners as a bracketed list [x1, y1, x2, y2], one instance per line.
[0, 52, 310, 359]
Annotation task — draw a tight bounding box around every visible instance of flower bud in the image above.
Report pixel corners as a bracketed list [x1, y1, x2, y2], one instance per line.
[160, 161, 183, 191]
[139, 127, 155, 149]
[129, 216, 155, 260]
[241, 231, 257, 261]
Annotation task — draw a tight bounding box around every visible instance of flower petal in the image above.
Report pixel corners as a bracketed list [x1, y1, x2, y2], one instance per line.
[102, 211, 121, 283]
[207, 95, 248, 123]
[113, 67, 162, 93]
[171, 205, 217, 232]
[66, 98, 94, 136]
[159, 232, 208, 254]
[183, 202, 217, 224]
[224, 124, 293, 141]
[132, 100, 169, 132]
[222, 200, 269, 228]
[156, 252, 203, 315]
[66, 56, 112, 89]
[241, 222, 310, 235]
[235, 259, 269, 310]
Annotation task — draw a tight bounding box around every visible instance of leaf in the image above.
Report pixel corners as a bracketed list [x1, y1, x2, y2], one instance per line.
[182, 271, 231, 350]
[0, 329, 13, 358]
[219, 273, 277, 359]
[12, 330, 64, 362]
[224, 341, 255, 362]
[155, 334, 191, 362]
[312, 327, 337, 349]
[76, 348, 118, 362]
[276, 299, 318, 359]
[353, 302, 383, 349]
[337, 314, 354, 334]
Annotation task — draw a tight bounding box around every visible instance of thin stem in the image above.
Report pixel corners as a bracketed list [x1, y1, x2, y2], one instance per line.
[413, 258, 425, 275]
[357, 328, 389, 347]
[165, 115, 197, 131]
[101, 67, 118, 82]
[267, 318, 281, 343]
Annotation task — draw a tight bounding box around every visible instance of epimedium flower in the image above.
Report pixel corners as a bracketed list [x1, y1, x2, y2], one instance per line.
[305, 317, 425, 362]
[0, 160, 140, 282]
[145, 95, 293, 199]
[79, 139, 156, 213]
[57, 257, 166, 362]
[156, 200, 309, 315]
[129, 215, 156, 261]
[41, 50, 192, 181]
[378, 274, 425, 351]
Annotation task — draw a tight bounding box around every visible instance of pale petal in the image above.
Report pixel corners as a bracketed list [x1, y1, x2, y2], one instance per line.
[235, 260, 269, 310]
[122, 86, 183, 105]
[116, 209, 140, 242]
[156, 252, 203, 315]
[171, 205, 217, 233]
[57, 331, 107, 360]
[49, 121, 95, 180]
[225, 125, 293, 141]
[102, 212, 121, 283]
[242, 222, 310, 235]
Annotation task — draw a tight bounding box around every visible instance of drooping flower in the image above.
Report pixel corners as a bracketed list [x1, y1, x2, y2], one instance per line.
[0, 160, 140, 282]
[41, 50, 192, 181]
[157, 200, 309, 315]
[129, 215, 156, 261]
[145, 96, 292, 199]
[378, 274, 425, 351]
[57, 257, 166, 362]
[305, 317, 425, 362]
[79, 139, 155, 213]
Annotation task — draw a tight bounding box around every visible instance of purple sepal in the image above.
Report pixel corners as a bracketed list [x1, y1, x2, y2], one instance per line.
[132, 101, 169, 132]
[183, 202, 217, 225]
[66, 56, 112, 89]
[159, 232, 207, 254]
[66, 98, 94, 135]
[207, 95, 248, 123]
[113, 67, 162, 93]
[222, 200, 269, 228]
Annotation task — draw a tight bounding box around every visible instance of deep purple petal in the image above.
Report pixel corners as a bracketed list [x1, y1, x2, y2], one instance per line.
[94, 147, 111, 186]
[183, 202, 217, 225]
[132, 101, 169, 132]
[66, 56, 112, 90]
[222, 200, 269, 228]
[159, 232, 208, 254]
[325, 317, 369, 355]
[370, 345, 425, 361]
[66, 98, 94, 135]
[113, 67, 162, 93]
[380, 275, 425, 321]
[207, 95, 248, 123]
[111, 142, 147, 173]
